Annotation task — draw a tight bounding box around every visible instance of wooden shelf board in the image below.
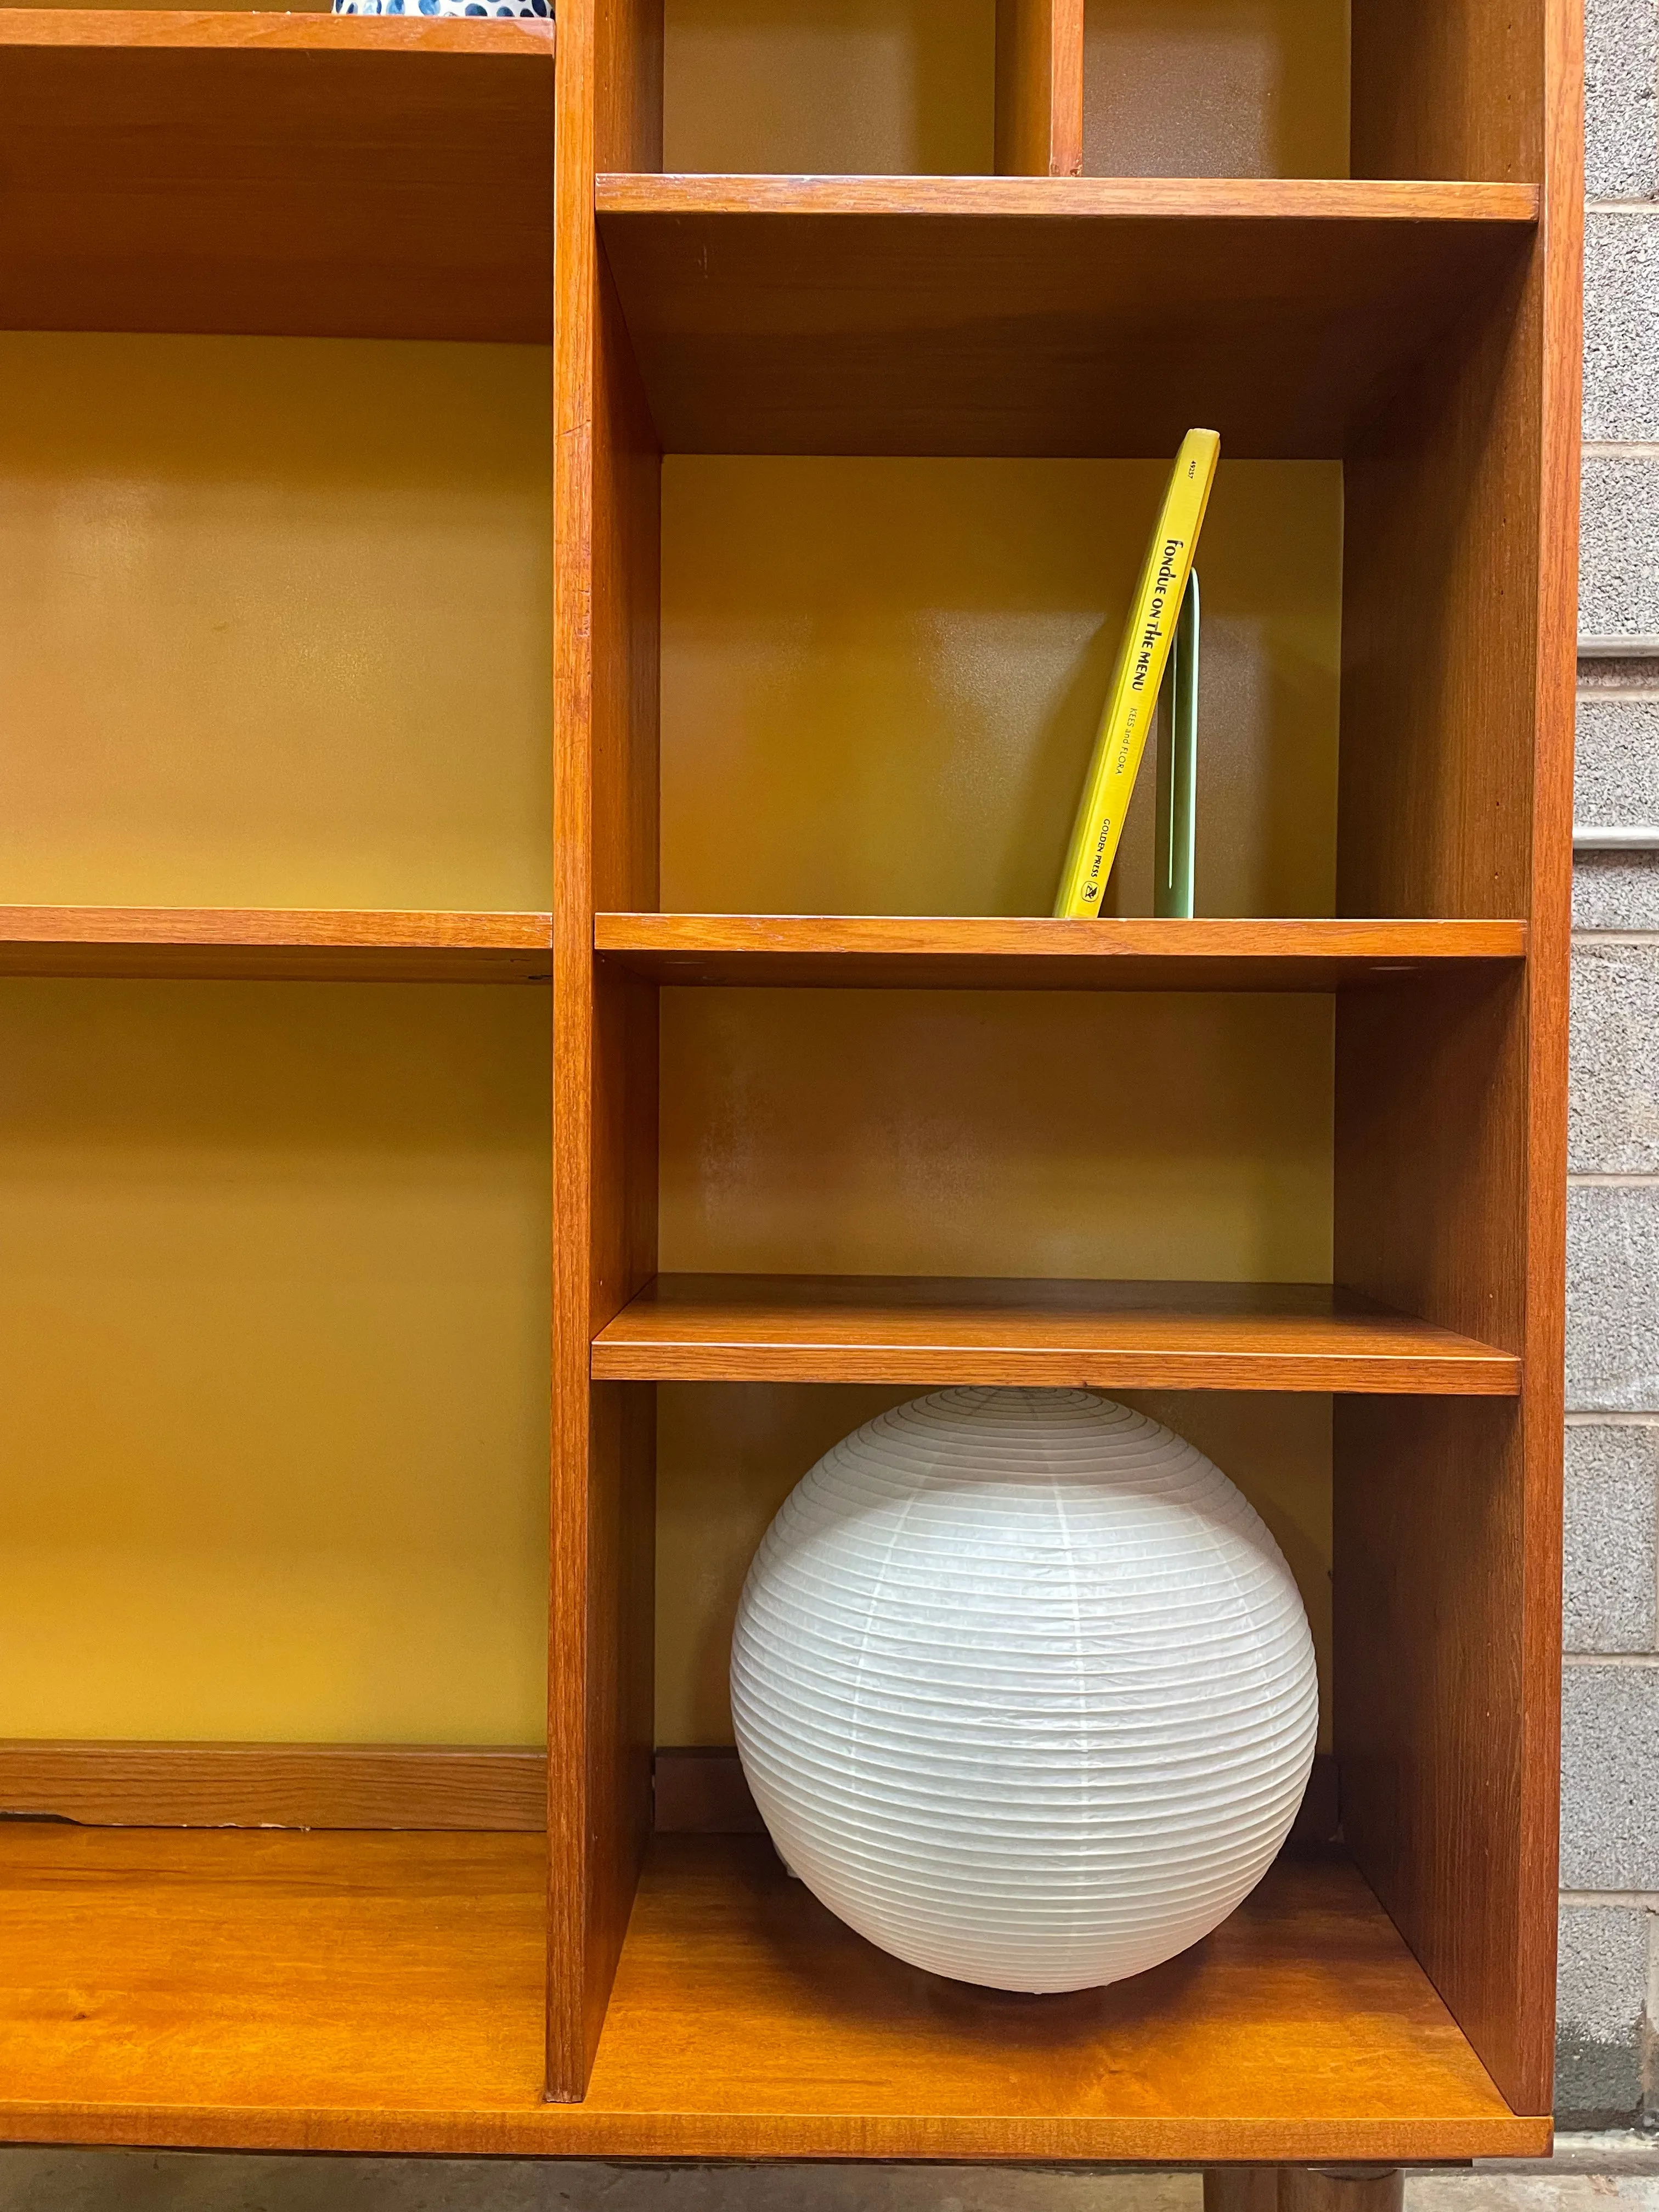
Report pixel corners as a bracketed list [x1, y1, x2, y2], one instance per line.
[0, 10, 554, 342]
[0, 1741, 548, 1832]
[0, 906, 552, 983]
[601, 175, 1539, 219]
[595, 175, 1538, 456]
[0, 9, 533, 50]
[595, 913, 1530, 990]
[0, 1827, 1548, 2159]
[590, 1276, 1520, 1392]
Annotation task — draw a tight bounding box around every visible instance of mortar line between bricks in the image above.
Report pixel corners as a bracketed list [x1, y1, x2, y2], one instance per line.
[1560, 1891, 1659, 1906]
[1578, 687, 1659, 701]
[1564, 1652, 1659, 1666]
[1570, 1173, 1659, 1187]
[1586, 199, 1659, 212]
[1573, 931, 1659, 944]
[1566, 1411, 1659, 1425]
[1583, 441, 1659, 458]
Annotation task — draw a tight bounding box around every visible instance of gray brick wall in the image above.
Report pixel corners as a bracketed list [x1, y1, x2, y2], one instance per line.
[1587, 0, 1658, 199]
[1577, 694, 1659, 824]
[1565, 1424, 1659, 1650]
[1585, 213, 1659, 443]
[1561, 0, 1659, 2126]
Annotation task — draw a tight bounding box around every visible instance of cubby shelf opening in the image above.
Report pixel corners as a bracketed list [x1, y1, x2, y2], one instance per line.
[595, 176, 1537, 459]
[0, 12, 557, 343]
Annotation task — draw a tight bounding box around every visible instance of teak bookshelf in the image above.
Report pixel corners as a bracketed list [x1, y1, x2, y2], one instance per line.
[0, 0, 1579, 2171]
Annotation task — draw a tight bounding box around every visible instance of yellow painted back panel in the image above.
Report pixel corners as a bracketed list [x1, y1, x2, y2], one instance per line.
[0, 331, 553, 1744]
[665, 0, 996, 175]
[661, 458, 1342, 919]
[666, 0, 1347, 180]
[0, 981, 550, 1742]
[0, 333, 552, 912]
[1084, 0, 1350, 180]
[660, 985, 1333, 1283]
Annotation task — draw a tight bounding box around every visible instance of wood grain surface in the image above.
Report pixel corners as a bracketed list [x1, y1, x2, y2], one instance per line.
[547, 0, 662, 2102]
[0, 1827, 1548, 2159]
[549, 0, 605, 2098]
[0, 1742, 548, 1830]
[1331, 0, 1578, 2123]
[596, 176, 1536, 456]
[1279, 2175, 1404, 2212]
[1, 12, 509, 45]
[594, 913, 1528, 990]
[994, 0, 1084, 177]
[1205, 2174, 1282, 2212]
[590, 1275, 1521, 1392]
[1352, 0, 1545, 184]
[0, 10, 554, 342]
[0, 906, 552, 983]
[600, 174, 1538, 221]
[1514, 0, 1583, 2115]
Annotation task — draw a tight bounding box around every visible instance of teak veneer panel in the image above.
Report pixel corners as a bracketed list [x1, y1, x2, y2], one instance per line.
[0, 1828, 1548, 2159]
[0, 1744, 744, 1837]
[994, 0, 1084, 177]
[0, 1742, 547, 1831]
[0, 10, 555, 342]
[591, 1276, 1521, 1393]
[549, 0, 662, 2101]
[0, 907, 552, 983]
[595, 913, 1528, 990]
[588, 1838, 1534, 2158]
[1330, 0, 1581, 2121]
[595, 176, 1537, 456]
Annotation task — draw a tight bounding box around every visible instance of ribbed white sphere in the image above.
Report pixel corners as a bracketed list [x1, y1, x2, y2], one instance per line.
[731, 1386, 1317, 1994]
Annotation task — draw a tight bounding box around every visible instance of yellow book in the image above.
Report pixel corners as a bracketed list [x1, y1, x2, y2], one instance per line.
[1053, 428, 1221, 919]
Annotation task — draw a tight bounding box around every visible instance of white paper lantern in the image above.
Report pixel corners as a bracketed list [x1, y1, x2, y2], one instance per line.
[731, 1385, 1318, 1993]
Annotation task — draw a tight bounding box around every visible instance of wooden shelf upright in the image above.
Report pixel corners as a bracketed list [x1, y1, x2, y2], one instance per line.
[0, 0, 1579, 2170]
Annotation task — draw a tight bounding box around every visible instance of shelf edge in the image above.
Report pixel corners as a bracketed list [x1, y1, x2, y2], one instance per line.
[0, 12, 556, 56]
[590, 1345, 1522, 1392]
[0, 907, 554, 981]
[596, 174, 1543, 223]
[0, 2101, 1556, 2163]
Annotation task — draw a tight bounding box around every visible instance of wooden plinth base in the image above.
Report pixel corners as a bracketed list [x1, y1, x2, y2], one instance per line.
[1207, 2170, 1406, 2212]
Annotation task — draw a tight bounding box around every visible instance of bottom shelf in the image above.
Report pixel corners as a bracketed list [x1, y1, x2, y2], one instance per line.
[0, 1827, 1547, 2160]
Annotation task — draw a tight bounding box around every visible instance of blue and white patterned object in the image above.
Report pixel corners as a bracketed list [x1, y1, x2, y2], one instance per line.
[335, 0, 550, 16]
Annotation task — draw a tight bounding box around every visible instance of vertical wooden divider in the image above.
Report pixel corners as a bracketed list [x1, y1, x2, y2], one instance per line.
[1335, 0, 1580, 2119]
[994, 0, 1084, 176]
[549, 0, 664, 2102]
